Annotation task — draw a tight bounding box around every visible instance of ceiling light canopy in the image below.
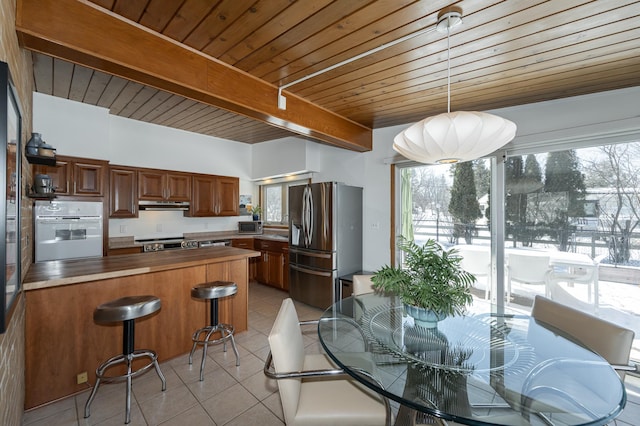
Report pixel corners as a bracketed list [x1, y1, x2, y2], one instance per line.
[393, 8, 516, 164]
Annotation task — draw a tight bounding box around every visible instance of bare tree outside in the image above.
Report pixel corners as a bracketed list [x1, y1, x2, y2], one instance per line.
[583, 143, 640, 264]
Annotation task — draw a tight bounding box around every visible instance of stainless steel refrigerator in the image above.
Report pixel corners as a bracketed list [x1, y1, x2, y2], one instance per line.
[288, 182, 362, 309]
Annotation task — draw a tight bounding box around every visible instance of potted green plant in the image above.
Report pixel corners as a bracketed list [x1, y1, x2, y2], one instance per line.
[250, 205, 262, 221]
[371, 238, 476, 328]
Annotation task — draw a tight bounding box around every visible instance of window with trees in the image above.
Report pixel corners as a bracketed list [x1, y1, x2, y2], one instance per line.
[398, 142, 640, 362]
[260, 179, 308, 225]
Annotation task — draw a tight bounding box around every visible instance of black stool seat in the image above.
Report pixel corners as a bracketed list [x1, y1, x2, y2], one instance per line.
[189, 281, 240, 381]
[85, 295, 166, 424]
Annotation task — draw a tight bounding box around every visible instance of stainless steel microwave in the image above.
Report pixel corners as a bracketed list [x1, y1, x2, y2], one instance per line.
[238, 221, 263, 234]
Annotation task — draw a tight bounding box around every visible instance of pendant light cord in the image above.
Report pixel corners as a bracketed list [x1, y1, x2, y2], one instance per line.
[447, 16, 451, 114]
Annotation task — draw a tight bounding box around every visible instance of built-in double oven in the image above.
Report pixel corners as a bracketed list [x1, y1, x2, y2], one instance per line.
[34, 200, 103, 262]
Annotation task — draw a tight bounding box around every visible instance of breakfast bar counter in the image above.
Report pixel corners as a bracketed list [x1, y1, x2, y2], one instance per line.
[24, 246, 260, 290]
[23, 247, 260, 409]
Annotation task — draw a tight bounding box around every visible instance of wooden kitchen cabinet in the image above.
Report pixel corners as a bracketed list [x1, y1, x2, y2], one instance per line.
[188, 174, 239, 217]
[231, 238, 256, 279]
[34, 155, 107, 197]
[138, 169, 191, 201]
[107, 246, 143, 256]
[255, 239, 288, 290]
[109, 166, 138, 218]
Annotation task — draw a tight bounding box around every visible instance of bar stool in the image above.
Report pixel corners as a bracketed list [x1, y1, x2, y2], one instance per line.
[84, 295, 167, 424]
[189, 281, 240, 381]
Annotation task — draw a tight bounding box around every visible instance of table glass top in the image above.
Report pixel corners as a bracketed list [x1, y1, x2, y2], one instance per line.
[318, 294, 626, 426]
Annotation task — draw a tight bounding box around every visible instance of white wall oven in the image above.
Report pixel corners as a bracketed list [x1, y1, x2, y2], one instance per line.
[34, 200, 103, 262]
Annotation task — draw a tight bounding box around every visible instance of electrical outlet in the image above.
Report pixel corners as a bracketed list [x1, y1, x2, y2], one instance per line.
[77, 371, 88, 384]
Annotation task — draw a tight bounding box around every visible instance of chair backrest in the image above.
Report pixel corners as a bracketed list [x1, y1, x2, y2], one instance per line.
[352, 274, 375, 296]
[455, 245, 491, 276]
[508, 253, 550, 283]
[268, 298, 305, 424]
[531, 295, 634, 377]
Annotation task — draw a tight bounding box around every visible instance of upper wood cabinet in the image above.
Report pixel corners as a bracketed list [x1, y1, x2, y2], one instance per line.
[34, 155, 107, 197]
[138, 169, 191, 202]
[109, 166, 138, 218]
[188, 174, 239, 217]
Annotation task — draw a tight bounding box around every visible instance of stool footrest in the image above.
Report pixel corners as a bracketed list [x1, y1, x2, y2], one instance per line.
[95, 350, 160, 383]
[189, 323, 240, 381]
[85, 349, 166, 424]
[191, 324, 235, 346]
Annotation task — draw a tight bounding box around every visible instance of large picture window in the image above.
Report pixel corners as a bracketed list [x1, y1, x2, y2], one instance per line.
[397, 142, 640, 362]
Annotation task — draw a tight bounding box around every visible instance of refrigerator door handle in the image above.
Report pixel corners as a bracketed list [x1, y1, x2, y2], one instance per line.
[290, 264, 333, 277]
[289, 248, 332, 259]
[303, 186, 313, 247]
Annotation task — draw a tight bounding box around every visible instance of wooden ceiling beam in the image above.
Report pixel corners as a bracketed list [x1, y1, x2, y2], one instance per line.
[15, 0, 372, 152]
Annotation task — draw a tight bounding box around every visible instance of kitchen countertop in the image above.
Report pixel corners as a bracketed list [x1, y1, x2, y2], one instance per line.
[24, 246, 260, 291]
[109, 231, 288, 250]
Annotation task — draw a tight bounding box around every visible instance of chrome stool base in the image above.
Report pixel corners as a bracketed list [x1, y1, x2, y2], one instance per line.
[84, 295, 165, 424]
[84, 349, 167, 424]
[189, 281, 240, 381]
[189, 323, 240, 381]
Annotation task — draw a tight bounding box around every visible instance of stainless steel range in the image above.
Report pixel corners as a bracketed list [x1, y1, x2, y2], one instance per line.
[138, 237, 199, 252]
[137, 237, 230, 252]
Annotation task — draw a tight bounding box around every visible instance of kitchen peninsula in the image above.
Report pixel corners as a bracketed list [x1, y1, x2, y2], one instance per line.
[23, 246, 260, 409]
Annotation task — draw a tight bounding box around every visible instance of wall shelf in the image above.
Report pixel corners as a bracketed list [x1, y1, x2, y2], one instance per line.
[27, 194, 56, 200]
[26, 153, 56, 166]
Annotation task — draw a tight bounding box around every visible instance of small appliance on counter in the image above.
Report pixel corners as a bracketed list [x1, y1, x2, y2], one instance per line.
[238, 221, 263, 234]
[33, 174, 53, 195]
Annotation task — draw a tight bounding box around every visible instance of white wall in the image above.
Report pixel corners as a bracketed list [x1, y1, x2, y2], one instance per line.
[33, 93, 255, 238]
[33, 87, 640, 264]
[308, 86, 640, 271]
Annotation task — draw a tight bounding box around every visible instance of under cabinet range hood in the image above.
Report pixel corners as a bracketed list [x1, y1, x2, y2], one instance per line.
[138, 200, 190, 211]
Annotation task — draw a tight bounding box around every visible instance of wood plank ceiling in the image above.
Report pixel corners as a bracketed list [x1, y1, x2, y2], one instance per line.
[27, 0, 640, 147]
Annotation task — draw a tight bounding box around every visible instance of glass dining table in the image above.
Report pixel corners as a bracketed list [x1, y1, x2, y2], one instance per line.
[317, 294, 626, 426]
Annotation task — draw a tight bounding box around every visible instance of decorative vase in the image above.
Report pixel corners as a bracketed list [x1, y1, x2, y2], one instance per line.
[26, 132, 43, 155]
[404, 304, 445, 328]
[253, 214, 260, 221]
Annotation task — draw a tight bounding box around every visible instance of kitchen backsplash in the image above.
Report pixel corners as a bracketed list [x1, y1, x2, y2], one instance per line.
[108, 210, 247, 239]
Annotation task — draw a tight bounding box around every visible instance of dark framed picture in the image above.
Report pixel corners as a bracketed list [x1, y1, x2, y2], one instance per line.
[1, 61, 22, 333]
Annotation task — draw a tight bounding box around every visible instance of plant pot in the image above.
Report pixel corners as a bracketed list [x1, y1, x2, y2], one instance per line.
[404, 304, 445, 328]
[253, 214, 260, 221]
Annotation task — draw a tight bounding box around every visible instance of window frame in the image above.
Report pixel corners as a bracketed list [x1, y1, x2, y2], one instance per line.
[259, 178, 309, 226]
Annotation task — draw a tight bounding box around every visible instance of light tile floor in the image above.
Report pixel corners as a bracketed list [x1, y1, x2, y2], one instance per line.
[23, 282, 640, 425]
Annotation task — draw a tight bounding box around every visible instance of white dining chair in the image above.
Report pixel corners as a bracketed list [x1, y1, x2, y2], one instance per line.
[352, 274, 375, 295]
[531, 295, 636, 379]
[264, 298, 390, 425]
[454, 245, 491, 299]
[506, 252, 552, 302]
[511, 295, 637, 423]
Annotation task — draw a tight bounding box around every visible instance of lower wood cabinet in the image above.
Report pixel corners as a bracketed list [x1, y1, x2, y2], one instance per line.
[231, 238, 257, 280]
[254, 239, 288, 290]
[107, 246, 143, 256]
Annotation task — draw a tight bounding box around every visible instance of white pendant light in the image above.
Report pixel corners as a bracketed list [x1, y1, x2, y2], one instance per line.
[393, 8, 516, 164]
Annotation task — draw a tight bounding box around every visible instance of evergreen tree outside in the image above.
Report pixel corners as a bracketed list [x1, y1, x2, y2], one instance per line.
[520, 154, 544, 246]
[448, 162, 481, 244]
[505, 156, 526, 246]
[544, 150, 586, 251]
